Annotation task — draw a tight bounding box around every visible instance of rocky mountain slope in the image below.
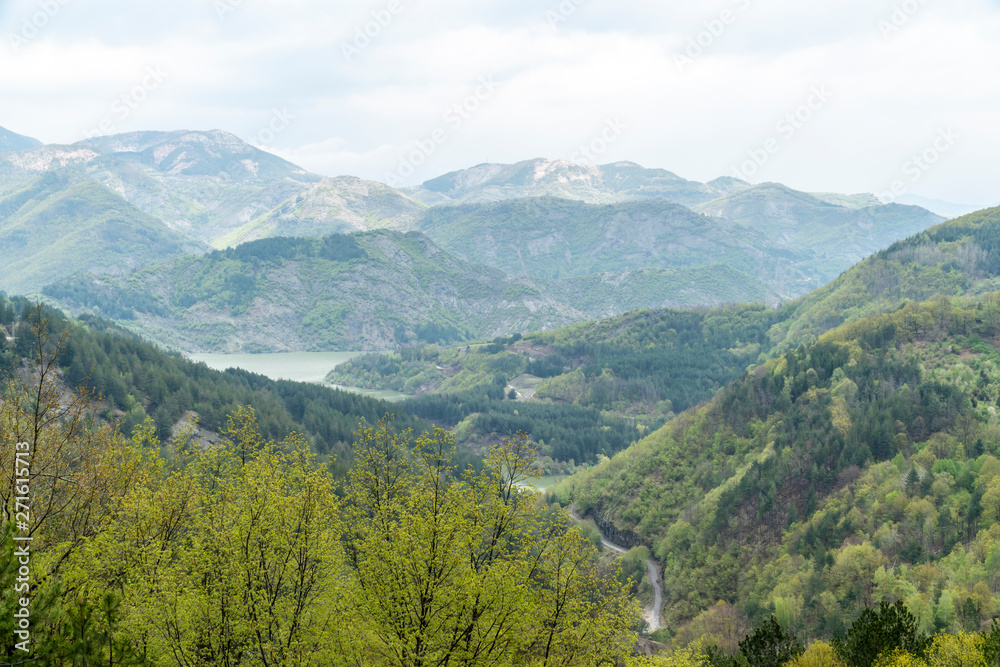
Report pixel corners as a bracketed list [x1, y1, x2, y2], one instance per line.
[404, 159, 734, 207]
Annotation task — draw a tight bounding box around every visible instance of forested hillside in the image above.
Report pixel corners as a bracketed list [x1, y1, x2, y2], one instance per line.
[331, 305, 785, 469]
[43, 230, 779, 352]
[0, 338, 641, 664]
[558, 290, 1000, 644]
[0, 296, 424, 473]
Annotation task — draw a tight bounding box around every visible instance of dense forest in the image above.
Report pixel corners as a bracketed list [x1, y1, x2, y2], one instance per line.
[0, 296, 425, 473]
[0, 318, 641, 665]
[332, 305, 787, 469]
[559, 291, 1000, 650]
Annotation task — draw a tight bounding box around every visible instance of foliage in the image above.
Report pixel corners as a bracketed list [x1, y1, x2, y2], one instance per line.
[738, 616, 803, 667]
[1, 325, 641, 666]
[784, 641, 847, 667]
[833, 600, 928, 667]
[559, 286, 1000, 641]
[0, 297, 424, 468]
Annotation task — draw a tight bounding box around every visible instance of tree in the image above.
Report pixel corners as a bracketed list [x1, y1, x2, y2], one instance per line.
[83, 408, 347, 666]
[738, 616, 803, 667]
[833, 600, 929, 667]
[71, 413, 639, 666]
[0, 306, 152, 664]
[340, 418, 640, 665]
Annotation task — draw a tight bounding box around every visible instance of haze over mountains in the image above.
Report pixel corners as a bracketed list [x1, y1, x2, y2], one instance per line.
[0, 125, 947, 351]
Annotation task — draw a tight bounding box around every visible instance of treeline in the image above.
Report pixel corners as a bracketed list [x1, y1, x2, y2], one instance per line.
[0, 296, 423, 469]
[639, 600, 1000, 666]
[214, 233, 367, 264]
[403, 377, 643, 464]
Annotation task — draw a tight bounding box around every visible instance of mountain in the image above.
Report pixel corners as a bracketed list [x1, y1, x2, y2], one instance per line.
[551, 205, 1000, 640]
[415, 194, 943, 298]
[894, 193, 985, 219]
[0, 126, 42, 153]
[692, 183, 945, 284]
[43, 230, 779, 353]
[403, 162, 943, 298]
[0, 131, 429, 295]
[417, 197, 809, 291]
[0, 133, 946, 339]
[0, 170, 204, 294]
[404, 159, 731, 207]
[0, 130, 421, 253]
[214, 175, 426, 248]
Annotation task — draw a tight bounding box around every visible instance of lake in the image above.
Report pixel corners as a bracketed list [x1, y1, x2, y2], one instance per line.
[189, 352, 410, 402]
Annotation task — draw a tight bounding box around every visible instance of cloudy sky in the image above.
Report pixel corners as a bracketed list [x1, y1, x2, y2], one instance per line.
[2, 0, 998, 206]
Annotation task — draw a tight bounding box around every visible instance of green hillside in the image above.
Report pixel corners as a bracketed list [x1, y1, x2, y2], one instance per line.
[549, 206, 1000, 643]
[694, 183, 945, 284]
[0, 170, 204, 294]
[44, 230, 779, 353]
[418, 197, 808, 293]
[417, 194, 942, 299]
[0, 295, 425, 473]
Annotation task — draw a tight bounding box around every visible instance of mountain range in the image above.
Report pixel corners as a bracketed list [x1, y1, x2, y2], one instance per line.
[0, 126, 42, 153]
[0, 125, 945, 350]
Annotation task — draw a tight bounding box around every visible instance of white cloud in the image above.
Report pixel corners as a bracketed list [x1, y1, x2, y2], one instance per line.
[0, 0, 997, 204]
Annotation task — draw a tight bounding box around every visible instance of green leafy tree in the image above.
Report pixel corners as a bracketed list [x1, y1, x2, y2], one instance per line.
[832, 600, 928, 667]
[738, 616, 803, 667]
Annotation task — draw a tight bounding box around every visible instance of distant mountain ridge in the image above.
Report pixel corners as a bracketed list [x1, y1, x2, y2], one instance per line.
[0, 126, 42, 153]
[0, 129, 423, 250]
[416, 191, 943, 298]
[404, 159, 735, 207]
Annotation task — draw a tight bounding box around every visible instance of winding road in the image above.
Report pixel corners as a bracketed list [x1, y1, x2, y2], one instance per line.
[569, 506, 663, 632]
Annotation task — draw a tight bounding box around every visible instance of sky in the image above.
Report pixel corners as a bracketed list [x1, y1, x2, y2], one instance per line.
[1, 0, 998, 206]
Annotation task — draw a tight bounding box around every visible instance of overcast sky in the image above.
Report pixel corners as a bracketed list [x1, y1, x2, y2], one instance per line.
[1, 0, 998, 205]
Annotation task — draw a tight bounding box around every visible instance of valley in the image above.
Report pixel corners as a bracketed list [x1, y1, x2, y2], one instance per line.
[7, 3, 999, 664]
[1, 126, 997, 665]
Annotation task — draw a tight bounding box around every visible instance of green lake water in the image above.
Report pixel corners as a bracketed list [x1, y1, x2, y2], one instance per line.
[189, 352, 410, 402]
